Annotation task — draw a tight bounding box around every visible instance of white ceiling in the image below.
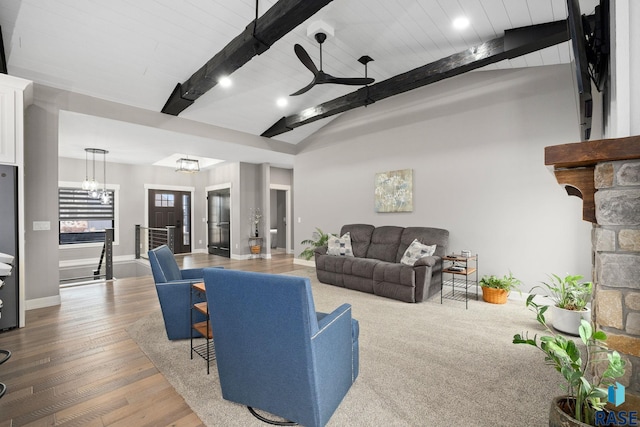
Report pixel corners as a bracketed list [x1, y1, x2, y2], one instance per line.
[0, 0, 599, 168]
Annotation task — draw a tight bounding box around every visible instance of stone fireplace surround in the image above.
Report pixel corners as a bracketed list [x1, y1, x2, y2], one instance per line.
[545, 135, 640, 408]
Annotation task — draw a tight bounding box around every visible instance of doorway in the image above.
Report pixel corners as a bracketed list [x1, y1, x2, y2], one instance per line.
[207, 188, 231, 257]
[148, 189, 192, 254]
[269, 184, 291, 254]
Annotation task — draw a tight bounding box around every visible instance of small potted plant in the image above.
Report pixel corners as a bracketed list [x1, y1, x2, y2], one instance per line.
[534, 274, 593, 336]
[513, 295, 625, 426]
[479, 272, 521, 304]
[299, 227, 332, 261]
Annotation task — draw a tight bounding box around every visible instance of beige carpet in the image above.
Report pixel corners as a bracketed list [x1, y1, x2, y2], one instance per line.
[127, 269, 560, 426]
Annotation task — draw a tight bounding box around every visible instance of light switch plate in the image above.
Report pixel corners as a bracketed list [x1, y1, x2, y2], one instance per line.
[33, 221, 51, 231]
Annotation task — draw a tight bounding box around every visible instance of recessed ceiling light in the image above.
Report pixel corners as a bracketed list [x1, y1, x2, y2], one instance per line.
[452, 16, 470, 30]
[276, 97, 288, 108]
[218, 76, 232, 88]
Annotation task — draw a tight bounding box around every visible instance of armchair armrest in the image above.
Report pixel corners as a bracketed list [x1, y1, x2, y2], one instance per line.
[155, 280, 205, 340]
[312, 304, 357, 403]
[159, 278, 202, 286]
[315, 303, 352, 334]
[180, 268, 205, 280]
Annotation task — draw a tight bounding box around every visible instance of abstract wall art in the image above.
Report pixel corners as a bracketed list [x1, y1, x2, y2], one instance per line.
[374, 168, 413, 212]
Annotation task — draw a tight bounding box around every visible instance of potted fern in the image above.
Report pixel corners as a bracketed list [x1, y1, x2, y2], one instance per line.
[479, 272, 521, 304]
[534, 274, 593, 336]
[299, 227, 332, 261]
[514, 295, 625, 426]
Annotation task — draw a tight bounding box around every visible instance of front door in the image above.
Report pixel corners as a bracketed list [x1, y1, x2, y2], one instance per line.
[148, 189, 191, 254]
[207, 189, 230, 257]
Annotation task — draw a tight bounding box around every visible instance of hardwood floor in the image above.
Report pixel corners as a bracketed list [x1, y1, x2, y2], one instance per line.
[0, 253, 307, 426]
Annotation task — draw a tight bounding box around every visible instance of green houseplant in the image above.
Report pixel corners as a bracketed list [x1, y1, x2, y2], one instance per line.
[513, 296, 625, 426]
[478, 272, 521, 304]
[535, 274, 593, 336]
[299, 227, 332, 261]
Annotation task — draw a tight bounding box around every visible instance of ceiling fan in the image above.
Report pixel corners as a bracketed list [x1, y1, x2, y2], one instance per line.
[290, 32, 374, 96]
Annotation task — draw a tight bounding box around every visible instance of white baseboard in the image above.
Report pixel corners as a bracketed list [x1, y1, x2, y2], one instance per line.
[230, 253, 263, 260]
[293, 258, 315, 267]
[26, 294, 61, 310]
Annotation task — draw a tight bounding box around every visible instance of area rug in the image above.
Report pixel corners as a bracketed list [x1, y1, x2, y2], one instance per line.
[127, 269, 561, 426]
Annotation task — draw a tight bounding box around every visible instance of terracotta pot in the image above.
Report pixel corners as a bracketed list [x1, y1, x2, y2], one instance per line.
[551, 305, 591, 336]
[250, 245, 261, 254]
[481, 286, 508, 304]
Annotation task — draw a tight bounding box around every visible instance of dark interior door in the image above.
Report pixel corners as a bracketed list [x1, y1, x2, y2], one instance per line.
[148, 189, 191, 254]
[208, 189, 230, 257]
[0, 165, 18, 330]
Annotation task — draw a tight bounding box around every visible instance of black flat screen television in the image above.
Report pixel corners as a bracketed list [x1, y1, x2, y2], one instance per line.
[567, 0, 593, 141]
[566, 0, 609, 141]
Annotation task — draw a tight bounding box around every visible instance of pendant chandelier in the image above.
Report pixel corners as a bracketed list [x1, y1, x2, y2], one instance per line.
[82, 148, 110, 204]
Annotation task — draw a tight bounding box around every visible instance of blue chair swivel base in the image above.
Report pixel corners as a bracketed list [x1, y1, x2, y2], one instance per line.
[248, 407, 297, 426]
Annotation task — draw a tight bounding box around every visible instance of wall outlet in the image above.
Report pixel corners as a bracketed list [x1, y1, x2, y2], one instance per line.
[33, 221, 50, 231]
[298, 217, 301, 223]
[198, 240, 202, 244]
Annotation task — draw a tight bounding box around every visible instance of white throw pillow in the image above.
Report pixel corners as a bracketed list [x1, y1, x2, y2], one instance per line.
[326, 232, 354, 257]
[400, 239, 436, 266]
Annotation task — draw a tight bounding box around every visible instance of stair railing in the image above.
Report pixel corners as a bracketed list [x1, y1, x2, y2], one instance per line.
[135, 225, 175, 259]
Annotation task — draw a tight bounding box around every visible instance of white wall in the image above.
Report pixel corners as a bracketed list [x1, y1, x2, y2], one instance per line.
[294, 64, 594, 293]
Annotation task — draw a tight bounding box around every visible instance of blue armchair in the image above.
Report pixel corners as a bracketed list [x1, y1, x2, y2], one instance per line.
[203, 268, 359, 427]
[148, 245, 220, 340]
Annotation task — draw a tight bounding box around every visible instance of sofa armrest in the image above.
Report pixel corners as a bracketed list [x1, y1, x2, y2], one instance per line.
[413, 255, 440, 268]
[314, 245, 328, 256]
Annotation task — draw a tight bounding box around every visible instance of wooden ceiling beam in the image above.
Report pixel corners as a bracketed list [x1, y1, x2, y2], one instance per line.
[262, 19, 570, 138]
[162, 0, 334, 116]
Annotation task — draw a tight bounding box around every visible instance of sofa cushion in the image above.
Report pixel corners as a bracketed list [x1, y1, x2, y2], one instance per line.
[315, 253, 348, 275]
[400, 239, 436, 266]
[340, 224, 374, 258]
[373, 263, 418, 302]
[366, 226, 403, 262]
[326, 232, 354, 257]
[373, 262, 416, 287]
[343, 257, 379, 293]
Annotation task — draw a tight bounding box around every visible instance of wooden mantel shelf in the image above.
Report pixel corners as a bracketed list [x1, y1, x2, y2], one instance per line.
[545, 135, 640, 223]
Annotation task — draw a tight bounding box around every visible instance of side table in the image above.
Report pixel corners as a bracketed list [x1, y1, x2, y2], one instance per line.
[440, 254, 479, 309]
[190, 282, 215, 374]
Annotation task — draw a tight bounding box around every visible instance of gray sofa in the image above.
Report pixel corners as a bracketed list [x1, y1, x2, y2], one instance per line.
[314, 224, 449, 303]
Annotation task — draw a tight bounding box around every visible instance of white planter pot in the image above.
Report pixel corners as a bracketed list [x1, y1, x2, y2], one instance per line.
[550, 305, 591, 336]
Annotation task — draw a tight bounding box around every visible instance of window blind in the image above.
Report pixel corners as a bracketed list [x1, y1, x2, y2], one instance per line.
[59, 188, 114, 220]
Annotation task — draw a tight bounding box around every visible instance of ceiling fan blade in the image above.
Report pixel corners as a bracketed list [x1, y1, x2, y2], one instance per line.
[325, 76, 375, 86]
[294, 44, 319, 75]
[289, 79, 317, 96]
